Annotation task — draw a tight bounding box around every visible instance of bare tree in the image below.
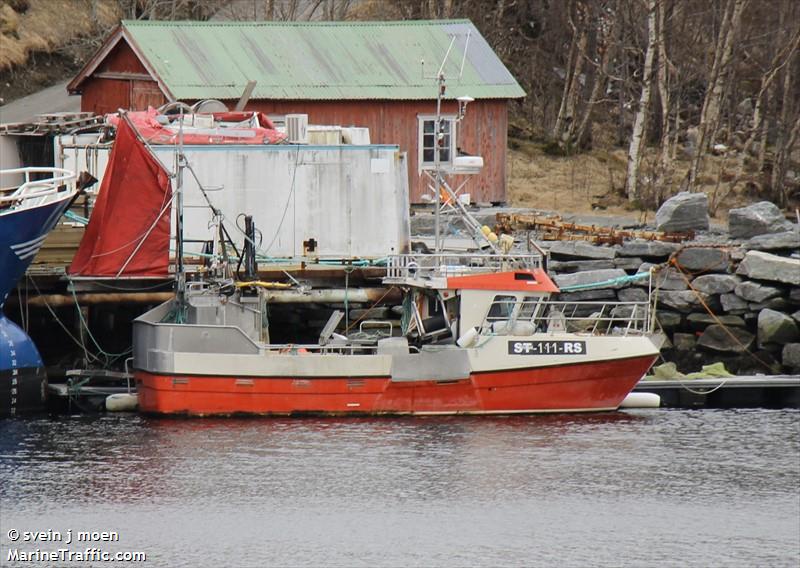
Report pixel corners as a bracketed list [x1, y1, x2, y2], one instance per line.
[625, 0, 657, 201]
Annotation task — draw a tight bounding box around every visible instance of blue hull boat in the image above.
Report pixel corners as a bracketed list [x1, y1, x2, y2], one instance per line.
[1, 167, 77, 416]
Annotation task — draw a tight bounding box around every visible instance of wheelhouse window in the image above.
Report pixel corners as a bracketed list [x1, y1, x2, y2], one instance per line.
[486, 295, 518, 322]
[418, 116, 455, 170]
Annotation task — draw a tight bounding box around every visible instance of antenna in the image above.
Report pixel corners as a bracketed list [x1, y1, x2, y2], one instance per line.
[458, 30, 471, 81]
[419, 30, 500, 255]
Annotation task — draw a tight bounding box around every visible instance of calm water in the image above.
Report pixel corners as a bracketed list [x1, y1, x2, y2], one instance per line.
[1, 410, 798, 567]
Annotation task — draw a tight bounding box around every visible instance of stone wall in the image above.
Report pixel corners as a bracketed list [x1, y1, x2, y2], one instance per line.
[539, 201, 799, 375]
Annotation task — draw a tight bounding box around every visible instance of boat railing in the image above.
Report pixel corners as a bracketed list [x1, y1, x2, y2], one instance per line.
[0, 167, 77, 208]
[480, 298, 653, 337]
[384, 252, 543, 282]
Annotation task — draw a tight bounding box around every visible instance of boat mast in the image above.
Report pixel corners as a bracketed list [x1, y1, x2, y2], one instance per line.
[174, 110, 187, 311]
[433, 71, 444, 254]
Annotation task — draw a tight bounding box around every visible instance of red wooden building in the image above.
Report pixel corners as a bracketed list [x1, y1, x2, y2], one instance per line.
[67, 20, 525, 203]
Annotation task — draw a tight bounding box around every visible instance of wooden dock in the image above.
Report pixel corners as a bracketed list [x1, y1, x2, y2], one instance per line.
[634, 375, 800, 409]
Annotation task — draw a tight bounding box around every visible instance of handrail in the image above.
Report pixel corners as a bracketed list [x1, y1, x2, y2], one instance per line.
[385, 252, 543, 281]
[0, 167, 77, 204]
[480, 298, 653, 337]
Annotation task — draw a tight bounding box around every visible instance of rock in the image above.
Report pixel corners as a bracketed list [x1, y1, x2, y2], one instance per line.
[655, 192, 709, 232]
[656, 311, 682, 330]
[635, 264, 688, 290]
[749, 298, 790, 312]
[548, 241, 617, 260]
[674, 247, 730, 272]
[614, 257, 644, 271]
[657, 290, 709, 313]
[687, 313, 745, 331]
[618, 240, 680, 259]
[610, 305, 637, 319]
[757, 308, 800, 346]
[746, 229, 800, 251]
[782, 343, 800, 369]
[557, 289, 618, 302]
[549, 259, 616, 273]
[734, 280, 782, 303]
[553, 268, 628, 290]
[790, 288, 800, 304]
[617, 287, 649, 302]
[691, 274, 740, 295]
[697, 324, 755, 353]
[793, 310, 800, 324]
[736, 251, 800, 286]
[728, 201, 793, 239]
[720, 293, 748, 313]
[673, 333, 697, 351]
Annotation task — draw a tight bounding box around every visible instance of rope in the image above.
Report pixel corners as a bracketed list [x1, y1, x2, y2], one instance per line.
[559, 271, 650, 292]
[669, 257, 774, 373]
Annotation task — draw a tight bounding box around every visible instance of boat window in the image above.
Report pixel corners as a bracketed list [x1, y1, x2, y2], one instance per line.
[519, 296, 541, 320]
[486, 295, 517, 321]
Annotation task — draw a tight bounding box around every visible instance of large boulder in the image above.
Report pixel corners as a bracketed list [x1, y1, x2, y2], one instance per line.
[691, 274, 740, 295]
[547, 241, 617, 260]
[657, 290, 709, 312]
[746, 229, 799, 251]
[734, 280, 782, 303]
[673, 332, 696, 351]
[553, 268, 628, 290]
[782, 343, 800, 370]
[758, 309, 800, 346]
[655, 192, 710, 232]
[728, 201, 793, 239]
[697, 324, 755, 353]
[618, 240, 680, 259]
[618, 287, 649, 302]
[674, 247, 729, 272]
[720, 292, 748, 313]
[687, 313, 745, 331]
[558, 289, 617, 302]
[737, 250, 800, 286]
[549, 259, 615, 273]
[656, 311, 682, 331]
[635, 263, 687, 290]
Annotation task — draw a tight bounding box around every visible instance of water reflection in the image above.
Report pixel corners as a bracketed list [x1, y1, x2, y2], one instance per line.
[0, 410, 798, 567]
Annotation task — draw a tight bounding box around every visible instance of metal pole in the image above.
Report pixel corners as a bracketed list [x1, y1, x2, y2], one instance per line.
[175, 111, 186, 310]
[434, 73, 444, 254]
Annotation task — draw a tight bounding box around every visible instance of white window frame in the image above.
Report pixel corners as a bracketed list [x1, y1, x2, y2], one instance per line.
[417, 115, 456, 172]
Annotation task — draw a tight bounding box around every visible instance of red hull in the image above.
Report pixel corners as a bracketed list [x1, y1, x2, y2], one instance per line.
[135, 356, 656, 416]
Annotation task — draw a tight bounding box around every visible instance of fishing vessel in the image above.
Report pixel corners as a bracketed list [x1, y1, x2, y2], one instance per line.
[133, 249, 659, 416]
[1, 167, 78, 416]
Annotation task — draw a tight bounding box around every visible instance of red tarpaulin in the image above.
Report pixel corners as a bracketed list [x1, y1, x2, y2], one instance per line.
[69, 118, 172, 277]
[106, 108, 285, 145]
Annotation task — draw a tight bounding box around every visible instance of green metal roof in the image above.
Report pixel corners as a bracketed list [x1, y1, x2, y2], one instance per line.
[119, 20, 525, 101]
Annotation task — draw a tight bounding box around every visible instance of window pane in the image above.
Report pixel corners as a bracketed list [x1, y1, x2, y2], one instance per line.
[423, 121, 434, 133]
[487, 295, 517, 320]
[439, 148, 450, 162]
[423, 133, 434, 148]
[423, 149, 434, 162]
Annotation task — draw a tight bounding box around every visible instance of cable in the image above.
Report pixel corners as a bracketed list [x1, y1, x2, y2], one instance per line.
[263, 147, 301, 254]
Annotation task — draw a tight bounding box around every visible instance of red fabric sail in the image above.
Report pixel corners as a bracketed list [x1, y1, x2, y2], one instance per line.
[69, 118, 172, 277]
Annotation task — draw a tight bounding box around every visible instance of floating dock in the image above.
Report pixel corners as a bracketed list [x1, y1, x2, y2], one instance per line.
[634, 375, 800, 409]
